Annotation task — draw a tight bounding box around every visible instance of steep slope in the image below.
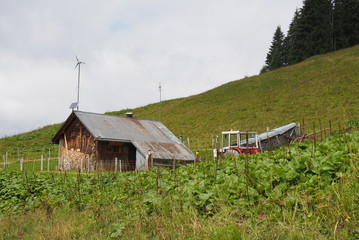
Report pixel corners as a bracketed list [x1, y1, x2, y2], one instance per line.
[108, 45, 359, 148]
[1, 45, 358, 154]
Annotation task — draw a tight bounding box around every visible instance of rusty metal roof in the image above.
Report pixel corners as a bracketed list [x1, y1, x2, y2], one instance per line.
[74, 111, 195, 161]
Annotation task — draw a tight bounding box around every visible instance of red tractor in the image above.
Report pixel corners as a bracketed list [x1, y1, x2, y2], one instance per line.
[214, 131, 260, 157]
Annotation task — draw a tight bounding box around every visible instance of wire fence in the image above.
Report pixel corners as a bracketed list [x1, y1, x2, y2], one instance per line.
[1, 156, 59, 172]
[1, 119, 358, 172]
[96, 159, 136, 172]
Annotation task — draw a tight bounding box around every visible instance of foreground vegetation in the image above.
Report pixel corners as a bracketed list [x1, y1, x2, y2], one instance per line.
[0, 131, 358, 239]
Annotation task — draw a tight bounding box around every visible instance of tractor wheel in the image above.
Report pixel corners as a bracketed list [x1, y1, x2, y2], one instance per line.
[224, 149, 240, 156]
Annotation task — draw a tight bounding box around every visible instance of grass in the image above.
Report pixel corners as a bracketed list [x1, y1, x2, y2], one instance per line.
[107, 45, 359, 149]
[0, 124, 60, 163]
[1, 158, 59, 172]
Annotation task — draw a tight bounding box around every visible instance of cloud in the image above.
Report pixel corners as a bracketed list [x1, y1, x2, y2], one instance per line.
[0, 0, 303, 137]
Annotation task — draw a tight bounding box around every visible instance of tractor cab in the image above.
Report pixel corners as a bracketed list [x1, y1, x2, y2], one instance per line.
[214, 131, 260, 157]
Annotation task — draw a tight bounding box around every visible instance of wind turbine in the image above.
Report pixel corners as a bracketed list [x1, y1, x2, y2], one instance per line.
[158, 82, 163, 120]
[74, 56, 85, 111]
[159, 82, 162, 103]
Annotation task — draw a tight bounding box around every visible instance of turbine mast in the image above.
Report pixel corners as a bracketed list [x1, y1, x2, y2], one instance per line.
[75, 56, 85, 111]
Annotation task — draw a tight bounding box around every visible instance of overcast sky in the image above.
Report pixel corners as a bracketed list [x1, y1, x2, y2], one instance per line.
[0, 0, 304, 137]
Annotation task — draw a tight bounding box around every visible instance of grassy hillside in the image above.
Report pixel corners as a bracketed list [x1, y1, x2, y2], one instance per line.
[1, 45, 358, 156]
[0, 124, 60, 162]
[108, 45, 359, 148]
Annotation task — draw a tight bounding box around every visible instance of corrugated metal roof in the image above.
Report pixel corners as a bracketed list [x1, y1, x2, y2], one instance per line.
[240, 123, 296, 146]
[257, 123, 296, 141]
[74, 111, 195, 161]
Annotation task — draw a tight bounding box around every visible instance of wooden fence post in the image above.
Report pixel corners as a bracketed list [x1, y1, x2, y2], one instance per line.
[41, 155, 44, 171]
[115, 157, 118, 173]
[80, 158, 83, 172]
[20, 157, 24, 171]
[319, 118, 323, 141]
[3, 155, 6, 170]
[119, 159, 122, 173]
[145, 150, 153, 170]
[145, 150, 152, 170]
[151, 154, 153, 169]
[329, 120, 332, 135]
[47, 149, 51, 172]
[87, 155, 90, 173]
[302, 117, 305, 135]
[145, 154, 149, 170]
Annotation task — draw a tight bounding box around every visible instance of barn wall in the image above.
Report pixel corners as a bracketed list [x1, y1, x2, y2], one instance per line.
[58, 118, 96, 170]
[96, 141, 136, 171]
[57, 116, 138, 171]
[135, 150, 146, 170]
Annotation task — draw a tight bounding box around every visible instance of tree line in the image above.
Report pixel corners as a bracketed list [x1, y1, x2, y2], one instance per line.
[261, 0, 359, 73]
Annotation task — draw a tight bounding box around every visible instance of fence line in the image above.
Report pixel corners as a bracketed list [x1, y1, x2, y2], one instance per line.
[1, 156, 59, 172]
[1, 118, 357, 172]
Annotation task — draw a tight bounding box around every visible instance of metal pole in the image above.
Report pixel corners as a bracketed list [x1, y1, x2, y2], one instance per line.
[77, 63, 80, 110]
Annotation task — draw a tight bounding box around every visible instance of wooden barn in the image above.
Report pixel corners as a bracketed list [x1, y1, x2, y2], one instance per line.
[52, 111, 195, 171]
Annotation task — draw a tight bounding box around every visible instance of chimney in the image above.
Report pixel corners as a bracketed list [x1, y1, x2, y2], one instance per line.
[126, 112, 133, 118]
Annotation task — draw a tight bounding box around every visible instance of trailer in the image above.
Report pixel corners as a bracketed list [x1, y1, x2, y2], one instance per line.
[214, 123, 297, 157]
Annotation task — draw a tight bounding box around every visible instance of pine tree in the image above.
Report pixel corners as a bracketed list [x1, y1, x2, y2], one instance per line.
[299, 0, 333, 57]
[333, 0, 359, 50]
[283, 9, 304, 65]
[263, 26, 285, 72]
[260, 0, 359, 73]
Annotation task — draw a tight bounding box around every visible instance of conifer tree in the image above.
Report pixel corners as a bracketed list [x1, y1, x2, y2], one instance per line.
[299, 0, 333, 58]
[261, 0, 359, 74]
[263, 26, 285, 72]
[283, 9, 304, 65]
[333, 0, 359, 50]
